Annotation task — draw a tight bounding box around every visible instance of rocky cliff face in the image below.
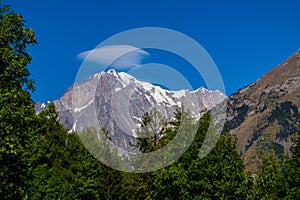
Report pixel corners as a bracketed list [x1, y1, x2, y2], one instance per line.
[227, 49, 300, 172]
[37, 69, 226, 150]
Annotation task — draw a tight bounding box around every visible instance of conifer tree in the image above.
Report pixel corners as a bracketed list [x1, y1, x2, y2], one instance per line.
[142, 111, 251, 199]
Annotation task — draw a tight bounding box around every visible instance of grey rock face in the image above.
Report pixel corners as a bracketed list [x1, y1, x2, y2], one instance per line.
[36, 70, 226, 149]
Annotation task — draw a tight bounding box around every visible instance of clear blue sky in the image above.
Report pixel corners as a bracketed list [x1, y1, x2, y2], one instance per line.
[3, 0, 300, 102]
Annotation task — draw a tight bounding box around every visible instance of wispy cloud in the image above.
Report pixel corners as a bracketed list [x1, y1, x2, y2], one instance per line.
[77, 45, 150, 71]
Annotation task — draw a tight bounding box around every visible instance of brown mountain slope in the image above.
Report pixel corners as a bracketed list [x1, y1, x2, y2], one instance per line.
[227, 49, 300, 172]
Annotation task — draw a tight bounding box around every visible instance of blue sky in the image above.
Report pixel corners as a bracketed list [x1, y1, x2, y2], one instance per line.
[3, 0, 300, 102]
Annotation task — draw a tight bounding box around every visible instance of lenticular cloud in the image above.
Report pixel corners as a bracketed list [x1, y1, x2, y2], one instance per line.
[77, 45, 150, 71]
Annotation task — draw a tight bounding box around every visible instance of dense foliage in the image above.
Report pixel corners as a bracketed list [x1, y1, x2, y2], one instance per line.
[0, 4, 37, 199]
[0, 4, 299, 199]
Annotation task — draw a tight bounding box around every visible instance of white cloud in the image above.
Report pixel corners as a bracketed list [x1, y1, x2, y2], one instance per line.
[77, 45, 150, 70]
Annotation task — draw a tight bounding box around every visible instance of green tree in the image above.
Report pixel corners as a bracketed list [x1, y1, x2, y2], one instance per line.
[25, 104, 75, 199]
[137, 108, 167, 153]
[250, 125, 300, 199]
[280, 125, 300, 199]
[75, 128, 124, 200]
[27, 107, 126, 199]
[0, 4, 36, 91]
[145, 111, 251, 199]
[250, 154, 284, 199]
[0, 4, 37, 199]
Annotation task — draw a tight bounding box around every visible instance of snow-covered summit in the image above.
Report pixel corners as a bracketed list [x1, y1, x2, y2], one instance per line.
[36, 70, 227, 146]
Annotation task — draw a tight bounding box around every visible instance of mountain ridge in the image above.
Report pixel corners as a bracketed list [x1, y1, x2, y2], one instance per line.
[35, 49, 300, 172]
[227, 49, 300, 172]
[36, 69, 227, 150]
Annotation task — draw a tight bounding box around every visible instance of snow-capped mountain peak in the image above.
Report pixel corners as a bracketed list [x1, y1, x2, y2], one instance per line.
[36, 70, 227, 149]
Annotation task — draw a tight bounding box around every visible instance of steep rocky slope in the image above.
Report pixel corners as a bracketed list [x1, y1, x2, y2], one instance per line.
[227, 49, 300, 172]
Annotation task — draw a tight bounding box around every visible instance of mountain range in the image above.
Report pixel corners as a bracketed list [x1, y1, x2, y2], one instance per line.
[36, 49, 300, 172]
[36, 69, 226, 150]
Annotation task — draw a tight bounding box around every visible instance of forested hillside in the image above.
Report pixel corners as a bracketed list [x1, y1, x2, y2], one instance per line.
[0, 4, 299, 199]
